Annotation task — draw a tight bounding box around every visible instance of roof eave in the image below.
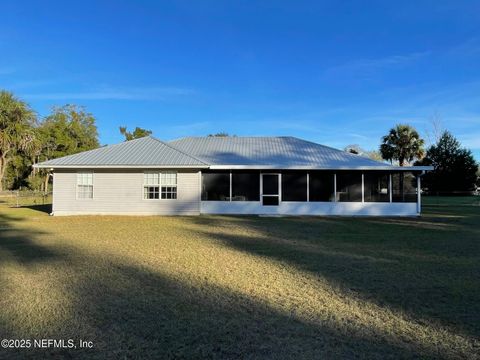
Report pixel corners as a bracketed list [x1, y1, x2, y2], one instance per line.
[33, 164, 209, 169]
[208, 165, 434, 171]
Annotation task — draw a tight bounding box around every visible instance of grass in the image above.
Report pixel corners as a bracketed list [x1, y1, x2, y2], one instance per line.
[0, 191, 52, 208]
[0, 197, 478, 359]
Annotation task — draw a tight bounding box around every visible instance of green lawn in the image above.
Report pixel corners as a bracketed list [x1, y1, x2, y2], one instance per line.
[0, 197, 479, 359]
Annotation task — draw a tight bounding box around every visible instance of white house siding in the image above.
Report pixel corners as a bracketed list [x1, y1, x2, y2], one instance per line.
[200, 201, 418, 216]
[52, 169, 201, 216]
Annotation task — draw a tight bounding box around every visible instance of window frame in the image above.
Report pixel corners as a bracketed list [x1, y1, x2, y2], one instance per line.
[143, 171, 178, 200]
[76, 171, 94, 200]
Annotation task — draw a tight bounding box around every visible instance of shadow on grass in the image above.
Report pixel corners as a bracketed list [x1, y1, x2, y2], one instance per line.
[189, 211, 480, 341]
[20, 204, 52, 215]
[0, 211, 473, 359]
[0, 212, 61, 265]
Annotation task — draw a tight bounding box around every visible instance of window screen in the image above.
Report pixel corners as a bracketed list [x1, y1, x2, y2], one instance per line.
[262, 174, 279, 195]
[336, 171, 362, 202]
[281, 171, 307, 201]
[263, 196, 279, 206]
[309, 171, 335, 202]
[392, 172, 417, 202]
[364, 172, 390, 202]
[232, 171, 260, 201]
[201, 171, 230, 201]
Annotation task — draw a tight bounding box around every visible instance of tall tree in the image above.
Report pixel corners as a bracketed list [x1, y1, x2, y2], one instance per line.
[380, 124, 425, 166]
[344, 144, 384, 161]
[477, 167, 480, 189]
[416, 131, 478, 193]
[119, 126, 152, 141]
[344, 144, 361, 154]
[36, 105, 99, 191]
[0, 91, 36, 191]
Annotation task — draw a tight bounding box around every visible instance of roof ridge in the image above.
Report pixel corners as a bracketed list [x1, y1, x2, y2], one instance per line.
[149, 136, 209, 165]
[170, 136, 296, 140]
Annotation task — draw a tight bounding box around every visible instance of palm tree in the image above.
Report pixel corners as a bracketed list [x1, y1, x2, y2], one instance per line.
[380, 124, 425, 166]
[0, 91, 36, 190]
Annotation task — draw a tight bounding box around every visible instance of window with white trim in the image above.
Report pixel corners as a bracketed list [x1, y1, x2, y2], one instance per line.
[77, 172, 93, 199]
[143, 172, 160, 199]
[143, 172, 177, 200]
[160, 171, 177, 199]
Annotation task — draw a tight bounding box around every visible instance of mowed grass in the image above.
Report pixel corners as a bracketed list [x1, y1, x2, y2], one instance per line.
[0, 198, 479, 359]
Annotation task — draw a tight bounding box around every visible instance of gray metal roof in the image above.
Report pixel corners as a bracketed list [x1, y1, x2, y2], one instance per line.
[35, 135, 433, 170]
[169, 136, 431, 170]
[35, 136, 208, 168]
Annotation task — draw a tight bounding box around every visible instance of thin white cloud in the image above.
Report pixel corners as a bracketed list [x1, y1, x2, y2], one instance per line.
[459, 133, 480, 150]
[22, 86, 195, 101]
[447, 37, 480, 58]
[0, 67, 15, 75]
[325, 51, 429, 76]
[347, 133, 369, 140]
[4, 79, 60, 90]
[168, 121, 212, 138]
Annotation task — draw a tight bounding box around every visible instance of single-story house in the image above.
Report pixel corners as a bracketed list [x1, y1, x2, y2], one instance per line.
[35, 136, 433, 216]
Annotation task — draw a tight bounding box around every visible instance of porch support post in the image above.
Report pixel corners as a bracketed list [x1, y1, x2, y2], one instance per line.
[229, 170, 232, 201]
[279, 172, 282, 203]
[389, 173, 393, 203]
[334, 173, 337, 202]
[361, 172, 365, 203]
[417, 174, 421, 214]
[306, 172, 310, 202]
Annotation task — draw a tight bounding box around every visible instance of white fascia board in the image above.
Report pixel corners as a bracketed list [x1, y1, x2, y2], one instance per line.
[208, 165, 434, 171]
[33, 164, 209, 169]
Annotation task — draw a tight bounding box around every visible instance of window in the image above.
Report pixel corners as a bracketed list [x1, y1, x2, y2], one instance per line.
[143, 172, 177, 200]
[77, 172, 93, 199]
[144, 172, 160, 199]
[336, 171, 362, 202]
[161, 172, 177, 199]
[201, 171, 230, 201]
[392, 172, 417, 202]
[364, 172, 390, 202]
[282, 171, 307, 201]
[232, 171, 260, 201]
[309, 171, 335, 202]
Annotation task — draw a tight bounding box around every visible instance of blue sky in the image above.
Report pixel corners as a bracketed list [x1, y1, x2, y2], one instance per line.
[1, 1, 479, 159]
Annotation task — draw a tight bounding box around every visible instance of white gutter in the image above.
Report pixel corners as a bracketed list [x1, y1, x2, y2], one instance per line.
[33, 164, 433, 171]
[208, 165, 434, 171]
[33, 164, 210, 169]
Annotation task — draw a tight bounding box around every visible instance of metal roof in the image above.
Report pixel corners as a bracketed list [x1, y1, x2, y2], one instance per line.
[169, 136, 432, 170]
[35, 136, 208, 168]
[35, 135, 433, 171]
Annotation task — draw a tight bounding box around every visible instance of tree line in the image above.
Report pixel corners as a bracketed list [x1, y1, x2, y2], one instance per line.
[0, 90, 478, 193]
[0, 90, 151, 192]
[348, 124, 478, 193]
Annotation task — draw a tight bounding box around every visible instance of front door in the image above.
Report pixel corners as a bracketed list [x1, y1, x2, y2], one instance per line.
[261, 173, 280, 206]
